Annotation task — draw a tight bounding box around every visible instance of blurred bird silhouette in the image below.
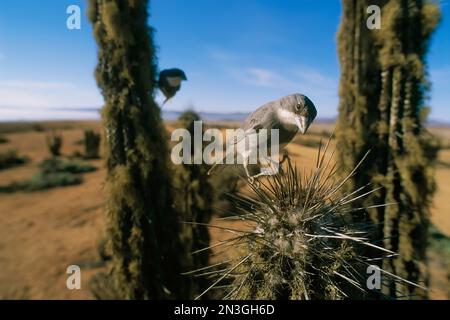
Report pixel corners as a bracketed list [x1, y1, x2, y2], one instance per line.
[158, 68, 187, 105]
[207, 93, 317, 181]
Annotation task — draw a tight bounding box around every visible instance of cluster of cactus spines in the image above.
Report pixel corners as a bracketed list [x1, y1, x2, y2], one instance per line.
[88, 0, 190, 299]
[84, 130, 101, 159]
[336, 0, 440, 298]
[173, 110, 213, 297]
[46, 131, 62, 157]
[190, 141, 426, 300]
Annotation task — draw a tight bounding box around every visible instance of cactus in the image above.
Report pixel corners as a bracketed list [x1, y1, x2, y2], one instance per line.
[84, 130, 101, 159]
[46, 131, 62, 157]
[190, 143, 426, 299]
[336, 0, 440, 298]
[173, 110, 213, 297]
[88, 0, 190, 299]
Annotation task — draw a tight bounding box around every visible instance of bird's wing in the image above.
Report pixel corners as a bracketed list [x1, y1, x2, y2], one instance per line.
[228, 124, 262, 146]
[229, 104, 276, 145]
[219, 106, 271, 159]
[207, 104, 276, 175]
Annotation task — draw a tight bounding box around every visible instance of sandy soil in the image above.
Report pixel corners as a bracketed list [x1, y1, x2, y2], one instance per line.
[0, 121, 448, 299]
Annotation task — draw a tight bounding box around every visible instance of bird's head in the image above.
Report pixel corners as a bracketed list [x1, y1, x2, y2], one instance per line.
[278, 93, 317, 134]
[158, 68, 188, 103]
[159, 68, 187, 87]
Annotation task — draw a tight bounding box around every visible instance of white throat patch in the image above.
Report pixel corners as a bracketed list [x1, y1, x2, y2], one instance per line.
[277, 109, 298, 127]
[167, 76, 182, 87]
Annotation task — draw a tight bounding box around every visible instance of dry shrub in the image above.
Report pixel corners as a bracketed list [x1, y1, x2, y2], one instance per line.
[0, 150, 29, 170]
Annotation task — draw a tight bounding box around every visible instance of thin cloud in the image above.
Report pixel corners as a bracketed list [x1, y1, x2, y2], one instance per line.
[247, 68, 279, 86]
[0, 80, 103, 110]
[430, 65, 450, 84]
[208, 47, 239, 62]
[229, 67, 297, 88]
[292, 67, 337, 91]
[0, 106, 100, 121]
[229, 66, 337, 93]
[0, 80, 74, 89]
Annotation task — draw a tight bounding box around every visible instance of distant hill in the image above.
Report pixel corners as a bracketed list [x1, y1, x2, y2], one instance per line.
[162, 110, 248, 122]
[162, 110, 337, 124]
[428, 119, 450, 127]
[0, 106, 448, 127]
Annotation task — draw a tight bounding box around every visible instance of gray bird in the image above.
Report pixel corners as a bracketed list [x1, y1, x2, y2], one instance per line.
[158, 68, 187, 105]
[207, 93, 317, 180]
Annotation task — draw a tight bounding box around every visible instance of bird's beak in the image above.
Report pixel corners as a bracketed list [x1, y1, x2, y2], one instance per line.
[295, 116, 308, 134]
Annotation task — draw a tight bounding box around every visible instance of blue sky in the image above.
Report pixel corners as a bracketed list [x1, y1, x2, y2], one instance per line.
[0, 0, 449, 121]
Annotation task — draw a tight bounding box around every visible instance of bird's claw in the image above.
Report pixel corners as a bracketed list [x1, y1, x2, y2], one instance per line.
[247, 176, 261, 188]
[279, 151, 289, 165]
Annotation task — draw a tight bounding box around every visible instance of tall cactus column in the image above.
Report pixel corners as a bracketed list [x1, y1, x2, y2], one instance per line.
[336, 0, 440, 298]
[173, 111, 213, 296]
[374, 0, 440, 297]
[88, 0, 186, 299]
[336, 0, 386, 236]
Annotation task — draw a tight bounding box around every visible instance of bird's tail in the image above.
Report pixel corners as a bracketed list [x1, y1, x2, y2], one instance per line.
[162, 97, 170, 106]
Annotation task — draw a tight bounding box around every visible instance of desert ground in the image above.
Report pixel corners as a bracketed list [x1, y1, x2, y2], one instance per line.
[0, 120, 448, 299]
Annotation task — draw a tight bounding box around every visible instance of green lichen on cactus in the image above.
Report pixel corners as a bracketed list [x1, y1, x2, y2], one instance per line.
[336, 0, 440, 298]
[88, 0, 190, 299]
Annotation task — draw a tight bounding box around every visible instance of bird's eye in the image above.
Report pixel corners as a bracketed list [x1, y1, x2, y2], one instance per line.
[296, 104, 301, 111]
